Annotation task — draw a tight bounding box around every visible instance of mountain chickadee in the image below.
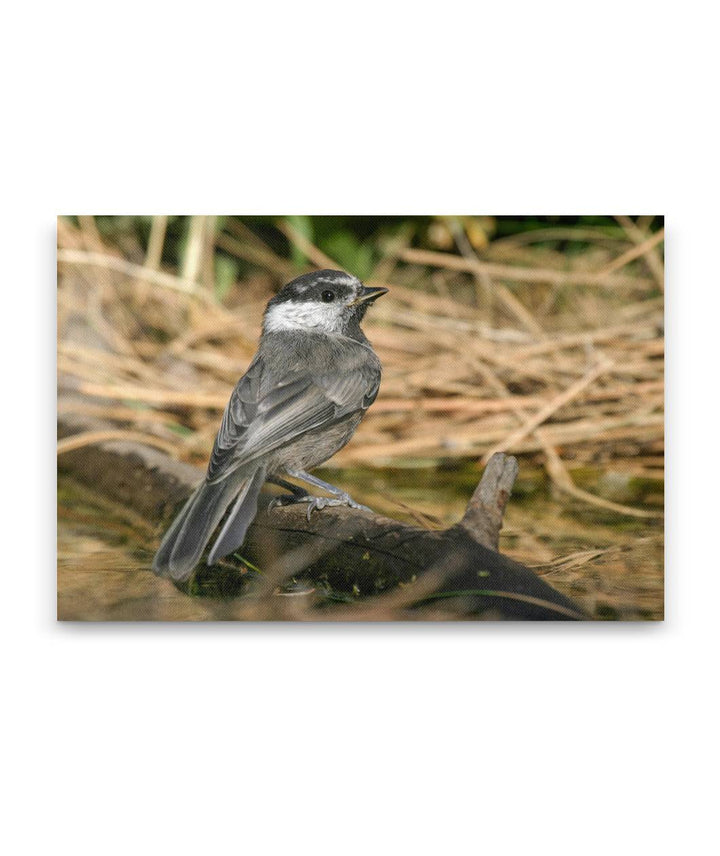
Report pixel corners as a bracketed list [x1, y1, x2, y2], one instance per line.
[152, 269, 387, 581]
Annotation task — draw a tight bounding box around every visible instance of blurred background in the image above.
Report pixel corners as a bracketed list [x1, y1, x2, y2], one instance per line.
[57, 215, 664, 619]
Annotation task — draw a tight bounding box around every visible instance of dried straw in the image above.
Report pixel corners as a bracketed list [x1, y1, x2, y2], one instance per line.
[57, 216, 664, 521]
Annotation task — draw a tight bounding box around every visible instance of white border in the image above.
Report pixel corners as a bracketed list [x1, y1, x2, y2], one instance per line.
[4, 2, 717, 854]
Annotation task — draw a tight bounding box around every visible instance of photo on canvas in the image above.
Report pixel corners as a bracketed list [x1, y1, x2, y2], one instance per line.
[57, 215, 664, 621]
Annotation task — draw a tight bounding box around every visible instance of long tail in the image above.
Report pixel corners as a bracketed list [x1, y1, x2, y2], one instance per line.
[152, 465, 267, 582]
[207, 466, 267, 566]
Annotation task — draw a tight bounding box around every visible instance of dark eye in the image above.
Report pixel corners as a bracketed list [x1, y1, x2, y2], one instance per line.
[321, 290, 335, 303]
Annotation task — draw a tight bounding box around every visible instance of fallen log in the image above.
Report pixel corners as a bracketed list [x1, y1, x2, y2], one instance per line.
[58, 416, 586, 620]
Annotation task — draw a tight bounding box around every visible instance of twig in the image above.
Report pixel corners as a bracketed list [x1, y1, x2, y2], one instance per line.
[78, 215, 104, 250]
[74, 381, 229, 409]
[397, 247, 654, 288]
[180, 215, 208, 285]
[337, 411, 663, 462]
[513, 324, 662, 358]
[58, 249, 215, 301]
[279, 220, 338, 269]
[370, 396, 545, 414]
[491, 226, 627, 247]
[543, 445, 662, 520]
[57, 429, 179, 456]
[481, 358, 614, 462]
[383, 305, 532, 342]
[448, 217, 546, 338]
[57, 400, 183, 426]
[598, 227, 665, 277]
[216, 231, 294, 280]
[614, 216, 665, 290]
[144, 215, 168, 271]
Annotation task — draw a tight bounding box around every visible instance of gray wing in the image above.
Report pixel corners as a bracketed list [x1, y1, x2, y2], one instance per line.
[206, 351, 380, 483]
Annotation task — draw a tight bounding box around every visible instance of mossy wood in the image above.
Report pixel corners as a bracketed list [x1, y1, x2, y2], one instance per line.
[58, 417, 586, 620]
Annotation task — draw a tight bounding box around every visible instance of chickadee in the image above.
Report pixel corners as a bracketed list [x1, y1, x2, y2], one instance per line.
[152, 269, 388, 581]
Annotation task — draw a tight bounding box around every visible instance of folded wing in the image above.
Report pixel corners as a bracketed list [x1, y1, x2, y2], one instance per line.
[206, 351, 380, 484]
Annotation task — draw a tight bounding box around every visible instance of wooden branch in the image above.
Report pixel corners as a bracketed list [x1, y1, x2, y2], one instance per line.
[459, 453, 519, 550]
[58, 415, 587, 620]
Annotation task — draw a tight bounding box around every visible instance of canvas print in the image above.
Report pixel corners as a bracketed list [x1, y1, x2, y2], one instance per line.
[57, 216, 664, 620]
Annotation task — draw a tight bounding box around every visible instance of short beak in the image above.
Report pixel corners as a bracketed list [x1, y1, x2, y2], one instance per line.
[351, 285, 389, 306]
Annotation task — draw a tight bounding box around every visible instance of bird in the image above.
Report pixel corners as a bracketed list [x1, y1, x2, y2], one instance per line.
[152, 269, 387, 582]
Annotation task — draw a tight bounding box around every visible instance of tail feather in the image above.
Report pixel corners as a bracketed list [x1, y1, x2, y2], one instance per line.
[207, 465, 267, 566]
[152, 468, 263, 582]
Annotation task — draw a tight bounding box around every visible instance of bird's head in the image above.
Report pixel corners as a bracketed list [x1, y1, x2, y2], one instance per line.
[263, 269, 387, 336]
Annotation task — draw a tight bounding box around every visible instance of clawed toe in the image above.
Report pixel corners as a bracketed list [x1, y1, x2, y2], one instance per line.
[270, 491, 372, 519]
[347, 498, 372, 513]
[304, 496, 331, 520]
[303, 495, 372, 520]
[268, 496, 292, 511]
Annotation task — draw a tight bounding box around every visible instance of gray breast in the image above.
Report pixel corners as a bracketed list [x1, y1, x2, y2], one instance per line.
[266, 411, 364, 474]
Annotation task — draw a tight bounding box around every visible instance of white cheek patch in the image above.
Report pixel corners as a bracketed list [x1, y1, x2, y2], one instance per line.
[264, 300, 342, 334]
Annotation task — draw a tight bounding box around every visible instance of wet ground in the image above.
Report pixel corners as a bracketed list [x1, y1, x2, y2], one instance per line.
[57, 463, 663, 621]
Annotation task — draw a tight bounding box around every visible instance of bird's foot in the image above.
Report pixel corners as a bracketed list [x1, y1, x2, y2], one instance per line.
[300, 494, 373, 521]
[269, 492, 372, 520]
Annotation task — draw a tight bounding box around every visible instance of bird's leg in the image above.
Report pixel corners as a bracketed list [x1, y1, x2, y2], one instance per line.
[266, 475, 310, 510]
[273, 469, 372, 520]
[267, 474, 310, 497]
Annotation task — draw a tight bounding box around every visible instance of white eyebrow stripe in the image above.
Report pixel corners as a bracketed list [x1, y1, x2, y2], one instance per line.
[294, 274, 356, 293]
[263, 300, 340, 334]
